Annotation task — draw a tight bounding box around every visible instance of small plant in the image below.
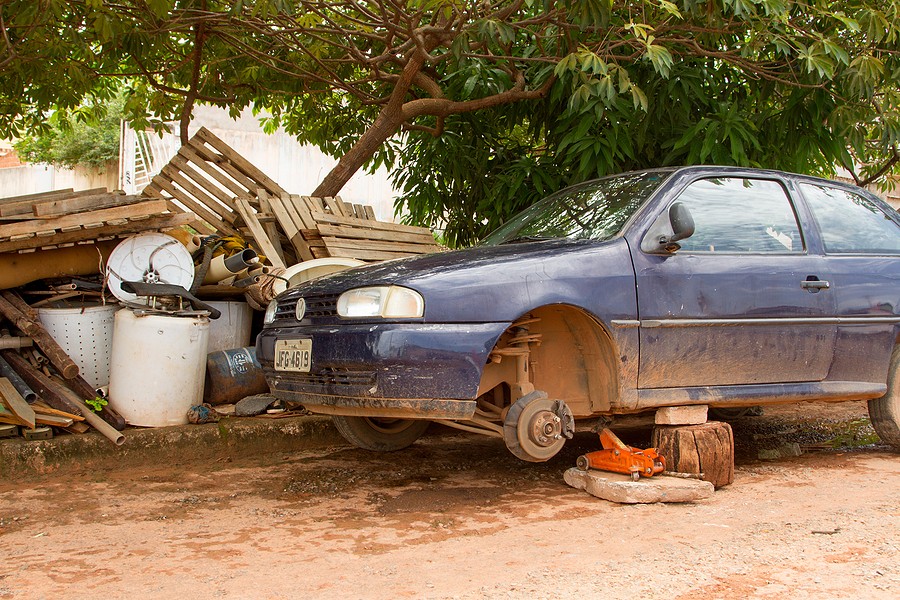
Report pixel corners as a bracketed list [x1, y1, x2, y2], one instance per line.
[85, 396, 107, 413]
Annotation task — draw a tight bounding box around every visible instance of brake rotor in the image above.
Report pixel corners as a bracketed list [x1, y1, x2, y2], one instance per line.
[503, 391, 574, 462]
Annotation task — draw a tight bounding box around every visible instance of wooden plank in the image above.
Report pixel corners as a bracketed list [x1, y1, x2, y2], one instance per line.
[322, 237, 439, 254]
[323, 196, 346, 216]
[288, 195, 317, 228]
[0, 188, 74, 206]
[317, 223, 437, 245]
[185, 139, 262, 198]
[178, 145, 249, 201]
[363, 205, 377, 220]
[312, 213, 435, 236]
[303, 196, 326, 212]
[35, 413, 75, 427]
[32, 401, 85, 421]
[269, 194, 314, 261]
[325, 247, 421, 261]
[145, 177, 237, 236]
[169, 154, 239, 211]
[33, 193, 141, 218]
[234, 197, 286, 269]
[159, 164, 237, 224]
[0, 199, 170, 239]
[0, 212, 198, 253]
[257, 190, 286, 265]
[0, 377, 35, 428]
[194, 128, 287, 197]
[0, 188, 109, 216]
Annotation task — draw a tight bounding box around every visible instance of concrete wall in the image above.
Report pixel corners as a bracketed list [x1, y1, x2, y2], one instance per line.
[0, 162, 119, 197]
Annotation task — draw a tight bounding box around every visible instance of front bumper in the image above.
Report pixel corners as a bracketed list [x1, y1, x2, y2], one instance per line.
[256, 321, 510, 419]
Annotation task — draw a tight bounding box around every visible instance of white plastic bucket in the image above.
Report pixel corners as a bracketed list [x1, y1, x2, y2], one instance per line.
[37, 303, 117, 389]
[205, 301, 252, 353]
[108, 308, 210, 427]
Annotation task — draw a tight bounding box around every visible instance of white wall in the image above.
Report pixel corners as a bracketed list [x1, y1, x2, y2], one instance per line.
[0, 162, 118, 197]
[123, 105, 401, 222]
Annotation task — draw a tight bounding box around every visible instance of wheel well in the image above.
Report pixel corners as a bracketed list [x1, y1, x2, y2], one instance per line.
[478, 304, 618, 417]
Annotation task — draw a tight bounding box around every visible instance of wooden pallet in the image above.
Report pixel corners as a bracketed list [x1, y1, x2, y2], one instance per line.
[142, 127, 289, 238]
[312, 213, 440, 261]
[0, 192, 196, 253]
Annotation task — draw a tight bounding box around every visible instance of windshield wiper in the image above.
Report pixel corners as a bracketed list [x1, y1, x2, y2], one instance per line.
[503, 235, 555, 244]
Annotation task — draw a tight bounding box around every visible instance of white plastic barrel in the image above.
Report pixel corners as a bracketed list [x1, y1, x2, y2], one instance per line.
[205, 301, 252, 353]
[37, 303, 117, 389]
[108, 308, 210, 427]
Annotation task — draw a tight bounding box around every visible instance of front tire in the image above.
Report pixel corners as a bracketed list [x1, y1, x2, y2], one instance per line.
[869, 347, 900, 450]
[331, 416, 430, 452]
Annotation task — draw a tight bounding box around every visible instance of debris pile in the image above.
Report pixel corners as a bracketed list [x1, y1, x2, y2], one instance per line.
[0, 127, 440, 443]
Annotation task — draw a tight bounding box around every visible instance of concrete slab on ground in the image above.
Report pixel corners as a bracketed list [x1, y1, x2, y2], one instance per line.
[0, 415, 344, 478]
[564, 467, 714, 504]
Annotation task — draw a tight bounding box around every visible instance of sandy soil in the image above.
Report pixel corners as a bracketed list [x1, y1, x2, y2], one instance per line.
[0, 401, 897, 599]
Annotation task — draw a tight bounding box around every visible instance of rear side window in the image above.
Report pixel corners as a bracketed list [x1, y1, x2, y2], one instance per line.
[800, 184, 900, 254]
[674, 177, 803, 253]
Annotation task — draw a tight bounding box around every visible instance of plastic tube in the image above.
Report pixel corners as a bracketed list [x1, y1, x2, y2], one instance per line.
[202, 249, 259, 284]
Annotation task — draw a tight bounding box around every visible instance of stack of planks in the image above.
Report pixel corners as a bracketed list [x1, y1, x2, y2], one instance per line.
[144, 127, 441, 268]
[0, 188, 195, 254]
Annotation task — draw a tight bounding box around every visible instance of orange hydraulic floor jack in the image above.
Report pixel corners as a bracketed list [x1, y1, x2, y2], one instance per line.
[576, 428, 666, 481]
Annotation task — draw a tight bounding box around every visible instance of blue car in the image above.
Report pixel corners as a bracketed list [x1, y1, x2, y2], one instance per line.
[256, 166, 900, 461]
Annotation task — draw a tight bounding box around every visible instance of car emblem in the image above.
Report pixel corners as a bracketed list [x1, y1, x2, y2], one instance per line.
[295, 298, 306, 320]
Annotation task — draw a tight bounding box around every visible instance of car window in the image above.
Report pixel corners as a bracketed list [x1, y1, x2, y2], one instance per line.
[799, 183, 900, 254]
[480, 170, 674, 245]
[674, 177, 803, 253]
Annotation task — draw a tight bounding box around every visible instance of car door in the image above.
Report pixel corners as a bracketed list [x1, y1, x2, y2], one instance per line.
[631, 175, 836, 388]
[797, 181, 900, 384]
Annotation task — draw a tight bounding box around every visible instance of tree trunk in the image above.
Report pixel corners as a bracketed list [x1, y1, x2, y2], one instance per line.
[311, 109, 405, 198]
[652, 421, 734, 488]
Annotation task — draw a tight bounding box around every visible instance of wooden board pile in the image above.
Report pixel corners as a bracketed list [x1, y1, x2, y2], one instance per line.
[143, 127, 441, 270]
[0, 290, 125, 445]
[0, 188, 196, 254]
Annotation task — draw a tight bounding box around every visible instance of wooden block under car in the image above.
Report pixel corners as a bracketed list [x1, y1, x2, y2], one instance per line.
[564, 468, 714, 504]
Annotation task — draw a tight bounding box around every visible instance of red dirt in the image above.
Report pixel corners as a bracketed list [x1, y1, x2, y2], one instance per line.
[1, 401, 897, 599]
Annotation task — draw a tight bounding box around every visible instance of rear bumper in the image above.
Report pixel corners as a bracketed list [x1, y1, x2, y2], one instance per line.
[256, 321, 510, 417]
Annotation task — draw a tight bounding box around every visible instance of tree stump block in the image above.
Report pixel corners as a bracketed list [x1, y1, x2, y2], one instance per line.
[652, 421, 734, 488]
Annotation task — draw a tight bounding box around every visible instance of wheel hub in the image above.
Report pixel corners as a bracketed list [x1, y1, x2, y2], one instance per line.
[503, 391, 575, 462]
[529, 411, 563, 447]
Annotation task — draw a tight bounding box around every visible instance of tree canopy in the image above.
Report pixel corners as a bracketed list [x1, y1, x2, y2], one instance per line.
[1, 1, 898, 245]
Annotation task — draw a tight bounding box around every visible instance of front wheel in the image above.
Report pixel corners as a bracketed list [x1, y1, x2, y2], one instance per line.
[331, 416, 430, 452]
[869, 347, 900, 451]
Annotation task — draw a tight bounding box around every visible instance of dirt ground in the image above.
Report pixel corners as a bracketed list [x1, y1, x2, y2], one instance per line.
[1, 401, 897, 600]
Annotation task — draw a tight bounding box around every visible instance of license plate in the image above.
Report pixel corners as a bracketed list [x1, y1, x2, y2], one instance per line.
[274, 339, 312, 372]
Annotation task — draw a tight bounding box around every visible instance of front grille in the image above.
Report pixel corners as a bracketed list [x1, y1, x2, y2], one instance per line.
[274, 293, 339, 322]
[289, 368, 376, 387]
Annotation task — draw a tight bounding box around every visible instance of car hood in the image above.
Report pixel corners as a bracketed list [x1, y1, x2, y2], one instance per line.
[278, 237, 636, 323]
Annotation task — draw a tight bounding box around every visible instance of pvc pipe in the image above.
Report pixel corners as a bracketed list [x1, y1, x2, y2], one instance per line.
[54, 381, 125, 446]
[202, 249, 259, 284]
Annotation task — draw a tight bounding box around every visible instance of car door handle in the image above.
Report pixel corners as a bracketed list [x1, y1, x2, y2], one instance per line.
[801, 277, 830, 293]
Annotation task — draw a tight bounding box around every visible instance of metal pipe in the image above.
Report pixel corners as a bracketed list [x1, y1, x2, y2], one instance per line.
[0, 354, 37, 402]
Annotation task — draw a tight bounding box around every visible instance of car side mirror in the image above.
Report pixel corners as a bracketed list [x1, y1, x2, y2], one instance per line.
[641, 202, 696, 254]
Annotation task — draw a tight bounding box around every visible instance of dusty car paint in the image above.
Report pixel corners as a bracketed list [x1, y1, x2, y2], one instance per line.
[256, 166, 900, 423]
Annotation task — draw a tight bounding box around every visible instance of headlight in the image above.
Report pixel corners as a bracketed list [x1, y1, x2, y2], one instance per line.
[337, 286, 424, 318]
[264, 299, 278, 324]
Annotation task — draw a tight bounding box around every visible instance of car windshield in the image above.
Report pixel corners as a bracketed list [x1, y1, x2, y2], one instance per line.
[481, 169, 675, 245]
